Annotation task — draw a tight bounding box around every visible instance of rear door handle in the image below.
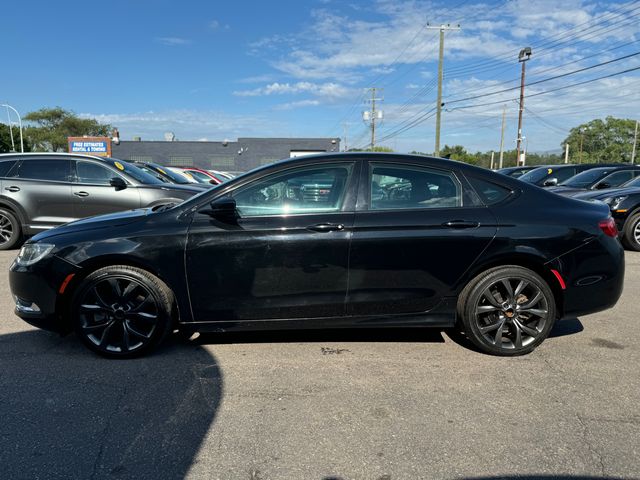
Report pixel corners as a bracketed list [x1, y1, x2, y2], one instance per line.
[73, 191, 89, 197]
[4, 186, 20, 192]
[306, 223, 345, 232]
[443, 220, 480, 229]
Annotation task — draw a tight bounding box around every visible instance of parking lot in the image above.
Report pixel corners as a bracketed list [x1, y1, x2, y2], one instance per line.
[0, 248, 638, 479]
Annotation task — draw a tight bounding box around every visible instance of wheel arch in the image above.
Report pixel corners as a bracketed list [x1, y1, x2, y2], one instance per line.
[459, 253, 565, 318]
[55, 254, 186, 331]
[0, 197, 28, 226]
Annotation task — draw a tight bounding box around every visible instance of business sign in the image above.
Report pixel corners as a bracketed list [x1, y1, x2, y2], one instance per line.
[68, 136, 112, 157]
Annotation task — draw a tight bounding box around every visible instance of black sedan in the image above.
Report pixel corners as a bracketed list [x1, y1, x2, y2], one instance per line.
[497, 165, 545, 178]
[549, 165, 640, 196]
[9, 153, 624, 358]
[519, 164, 611, 187]
[574, 177, 640, 251]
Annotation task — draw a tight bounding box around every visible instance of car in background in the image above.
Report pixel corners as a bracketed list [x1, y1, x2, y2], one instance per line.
[519, 164, 611, 187]
[132, 161, 210, 190]
[207, 170, 234, 183]
[497, 165, 546, 178]
[574, 176, 640, 251]
[549, 165, 640, 196]
[0, 153, 202, 250]
[170, 166, 223, 185]
[9, 153, 624, 358]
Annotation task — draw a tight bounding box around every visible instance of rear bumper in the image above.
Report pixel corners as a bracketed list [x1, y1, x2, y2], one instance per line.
[9, 255, 81, 333]
[551, 236, 625, 318]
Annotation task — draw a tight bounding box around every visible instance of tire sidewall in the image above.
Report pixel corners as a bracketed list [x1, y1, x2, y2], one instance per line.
[71, 267, 172, 359]
[0, 208, 21, 250]
[461, 266, 556, 356]
[622, 213, 640, 251]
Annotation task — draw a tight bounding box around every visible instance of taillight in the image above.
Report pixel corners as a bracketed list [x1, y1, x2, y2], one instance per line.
[598, 218, 618, 237]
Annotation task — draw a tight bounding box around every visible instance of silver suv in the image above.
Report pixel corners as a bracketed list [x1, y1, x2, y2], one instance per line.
[0, 153, 203, 249]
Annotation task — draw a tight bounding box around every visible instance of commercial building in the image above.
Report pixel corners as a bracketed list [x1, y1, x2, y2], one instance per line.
[111, 137, 341, 172]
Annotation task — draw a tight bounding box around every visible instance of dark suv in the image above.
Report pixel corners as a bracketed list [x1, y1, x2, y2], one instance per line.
[0, 153, 203, 250]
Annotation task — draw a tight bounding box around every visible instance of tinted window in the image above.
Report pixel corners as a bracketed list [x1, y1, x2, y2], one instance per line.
[0, 160, 16, 177]
[467, 176, 512, 205]
[595, 170, 635, 188]
[186, 170, 214, 183]
[77, 162, 118, 185]
[561, 168, 611, 187]
[370, 164, 462, 210]
[104, 158, 164, 185]
[552, 167, 578, 183]
[519, 167, 551, 183]
[233, 164, 353, 217]
[15, 159, 71, 182]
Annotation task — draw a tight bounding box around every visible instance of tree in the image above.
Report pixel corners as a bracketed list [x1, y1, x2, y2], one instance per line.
[562, 116, 636, 163]
[24, 107, 111, 152]
[0, 123, 31, 153]
[348, 146, 394, 152]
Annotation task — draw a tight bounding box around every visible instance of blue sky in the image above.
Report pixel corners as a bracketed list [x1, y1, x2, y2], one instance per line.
[2, 0, 639, 154]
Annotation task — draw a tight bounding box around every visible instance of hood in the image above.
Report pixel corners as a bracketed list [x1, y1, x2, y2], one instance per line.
[573, 185, 640, 201]
[30, 208, 151, 243]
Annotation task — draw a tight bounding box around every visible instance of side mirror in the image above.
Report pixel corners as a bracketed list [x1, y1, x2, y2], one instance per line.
[200, 196, 237, 220]
[110, 177, 127, 191]
[595, 182, 611, 190]
[543, 178, 558, 187]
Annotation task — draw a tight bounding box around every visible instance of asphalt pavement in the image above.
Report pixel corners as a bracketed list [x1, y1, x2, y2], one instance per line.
[0, 249, 638, 480]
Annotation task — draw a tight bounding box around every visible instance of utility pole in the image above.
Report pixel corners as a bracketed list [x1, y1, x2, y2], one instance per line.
[490, 151, 495, 170]
[632, 120, 638, 164]
[515, 47, 532, 166]
[342, 122, 349, 152]
[579, 129, 584, 164]
[363, 88, 383, 150]
[498, 105, 506, 168]
[564, 143, 569, 164]
[427, 23, 460, 157]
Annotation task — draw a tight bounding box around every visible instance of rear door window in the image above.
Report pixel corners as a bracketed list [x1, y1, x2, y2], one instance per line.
[466, 176, 513, 205]
[14, 159, 72, 182]
[0, 160, 17, 177]
[370, 163, 463, 210]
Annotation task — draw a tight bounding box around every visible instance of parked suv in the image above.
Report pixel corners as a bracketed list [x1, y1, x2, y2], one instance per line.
[0, 153, 202, 250]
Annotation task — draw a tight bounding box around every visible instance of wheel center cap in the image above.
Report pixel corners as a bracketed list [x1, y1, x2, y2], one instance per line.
[505, 309, 515, 318]
[114, 309, 125, 320]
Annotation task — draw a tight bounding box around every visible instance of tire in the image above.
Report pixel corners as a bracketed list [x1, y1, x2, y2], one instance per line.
[71, 266, 174, 358]
[621, 213, 640, 251]
[0, 208, 22, 250]
[457, 266, 556, 356]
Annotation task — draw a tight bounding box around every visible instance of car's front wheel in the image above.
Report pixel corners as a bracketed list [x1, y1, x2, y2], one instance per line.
[72, 266, 174, 358]
[0, 208, 21, 250]
[458, 266, 556, 356]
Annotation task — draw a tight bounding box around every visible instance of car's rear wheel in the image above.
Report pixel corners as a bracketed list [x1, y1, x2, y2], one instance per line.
[72, 266, 174, 358]
[0, 208, 21, 250]
[458, 266, 556, 356]
[621, 213, 640, 251]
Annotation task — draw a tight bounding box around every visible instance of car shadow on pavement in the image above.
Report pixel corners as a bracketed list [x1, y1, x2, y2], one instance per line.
[324, 476, 623, 480]
[0, 330, 223, 480]
[191, 327, 446, 346]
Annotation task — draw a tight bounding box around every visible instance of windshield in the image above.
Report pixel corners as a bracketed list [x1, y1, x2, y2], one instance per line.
[622, 176, 640, 188]
[149, 164, 191, 184]
[560, 168, 610, 187]
[106, 158, 164, 185]
[519, 167, 552, 183]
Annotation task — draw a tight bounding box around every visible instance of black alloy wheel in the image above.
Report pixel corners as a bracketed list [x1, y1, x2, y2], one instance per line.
[72, 266, 174, 358]
[622, 213, 640, 251]
[458, 266, 556, 356]
[0, 208, 21, 250]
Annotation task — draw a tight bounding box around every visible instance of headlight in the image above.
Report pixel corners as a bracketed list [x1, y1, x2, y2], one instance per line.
[15, 243, 55, 266]
[601, 196, 627, 211]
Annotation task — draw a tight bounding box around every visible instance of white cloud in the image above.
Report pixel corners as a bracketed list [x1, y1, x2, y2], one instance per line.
[233, 81, 353, 100]
[155, 37, 191, 46]
[209, 20, 230, 30]
[273, 100, 321, 110]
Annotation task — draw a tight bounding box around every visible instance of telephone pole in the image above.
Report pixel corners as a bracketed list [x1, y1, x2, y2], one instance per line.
[498, 105, 506, 168]
[632, 120, 638, 164]
[427, 23, 460, 157]
[363, 87, 383, 149]
[515, 47, 532, 166]
[342, 122, 349, 152]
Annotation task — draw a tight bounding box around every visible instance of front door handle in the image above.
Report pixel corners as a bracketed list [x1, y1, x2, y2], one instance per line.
[306, 223, 345, 232]
[4, 186, 20, 192]
[443, 220, 480, 229]
[73, 191, 89, 197]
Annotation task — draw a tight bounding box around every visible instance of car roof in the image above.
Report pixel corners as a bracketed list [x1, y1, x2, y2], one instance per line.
[0, 152, 123, 164]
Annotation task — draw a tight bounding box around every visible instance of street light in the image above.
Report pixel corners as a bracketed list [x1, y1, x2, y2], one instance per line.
[1, 103, 24, 153]
[516, 47, 531, 166]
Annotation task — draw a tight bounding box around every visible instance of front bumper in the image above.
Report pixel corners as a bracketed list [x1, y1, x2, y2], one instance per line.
[9, 255, 81, 333]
